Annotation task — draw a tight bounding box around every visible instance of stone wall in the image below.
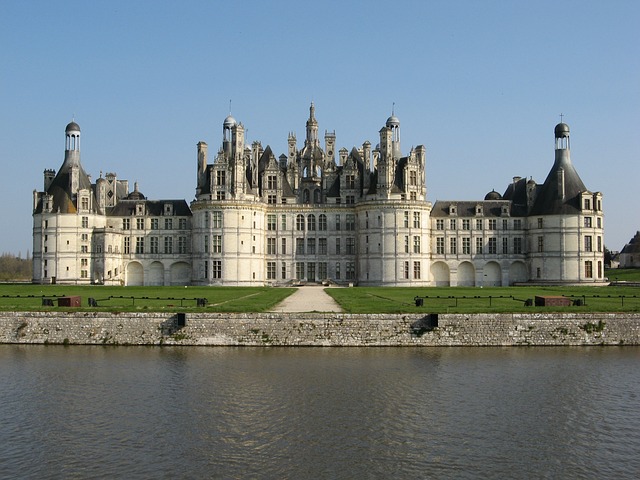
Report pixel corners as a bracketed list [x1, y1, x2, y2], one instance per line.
[1, 312, 639, 346]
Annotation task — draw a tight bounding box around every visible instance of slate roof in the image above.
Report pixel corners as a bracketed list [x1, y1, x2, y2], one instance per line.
[529, 152, 587, 215]
[621, 232, 640, 255]
[106, 199, 192, 217]
[431, 200, 510, 218]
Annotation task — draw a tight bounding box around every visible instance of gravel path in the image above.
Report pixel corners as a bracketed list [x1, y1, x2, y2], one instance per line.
[269, 286, 343, 313]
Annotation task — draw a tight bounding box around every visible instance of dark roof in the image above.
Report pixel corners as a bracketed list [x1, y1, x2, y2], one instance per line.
[107, 199, 192, 217]
[431, 200, 510, 218]
[529, 151, 587, 215]
[621, 232, 640, 254]
[65, 121, 81, 133]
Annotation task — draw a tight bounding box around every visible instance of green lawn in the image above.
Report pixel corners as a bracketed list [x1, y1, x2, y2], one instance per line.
[326, 285, 640, 314]
[2, 275, 640, 314]
[607, 268, 640, 282]
[0, 284, 295, 313]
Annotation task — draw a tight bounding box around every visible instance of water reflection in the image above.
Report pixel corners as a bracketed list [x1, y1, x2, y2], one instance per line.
[1, 346, 639, 479]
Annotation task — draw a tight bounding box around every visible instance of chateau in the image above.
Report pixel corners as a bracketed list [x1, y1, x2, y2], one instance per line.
[32, 105, 605, 286]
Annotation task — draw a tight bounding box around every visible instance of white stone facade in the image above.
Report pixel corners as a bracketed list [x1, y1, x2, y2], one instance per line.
[32, 107, 605, 286]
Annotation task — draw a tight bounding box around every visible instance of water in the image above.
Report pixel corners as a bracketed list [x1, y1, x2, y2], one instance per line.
[1, 345, 639, 479]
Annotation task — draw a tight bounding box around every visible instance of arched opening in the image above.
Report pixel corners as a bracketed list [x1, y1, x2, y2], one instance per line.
[126, 262, 144, 286]
[483, 261, 502, 287]
[509, 261, 528, 285]
[169, 262, 191, 286]
[148, 261, 164, 286]
[431, 262, 450, 286]
[314, 189, 321, 204]
[457, 261, 475, 287]
[303, 189, 310, 204]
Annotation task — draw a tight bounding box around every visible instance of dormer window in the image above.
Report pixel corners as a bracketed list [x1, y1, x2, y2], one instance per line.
[476, 204, 483, 215]
[136, 204, 144, 216]
[501, 205, 509, 216]
[449, 204, 457, 215]
[164, 203, 173, 216]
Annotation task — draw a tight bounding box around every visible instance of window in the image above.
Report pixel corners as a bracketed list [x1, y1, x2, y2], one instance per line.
[346, 262, 355, 280]
[502, 237, 508, 254]
[319, 262, 327, 279]
[413, 212, 420, 228]
[319, 214, 327, 231]
[584, 217, 592, 228]
[319, 238, 327, 255]
[81, 270, 88, 278]
[537, 218, 543, 229]
[346, 195, 355, 204]
[346, 214, 356, 231]
[537, 236, 544, 253]
[281, 214, 287, 230]
[436, 237, 444, 255]
[212, 235, 221, 253]
[179, 218, 187, 230]
[404, 261, 410, 279]
[204, 261, 209, 279]
[346, 237, 355, 255]
[404, 211, 410, 228]
[502, 219, 508, 230]
[335, 238, 341, 255]
[178, 236, 187, 254]
[296, 214, 305, 231]
[165, 218, 173, 230]
[413, 261, 421, 279]
[462, 237, 471, 254]
[267, 195, 277, 204]
[598, 261, 602, 278]
[212, 211, 222, 228]
[267, 214, 276, 231]
[513, 219, 522, 230]
[585, 261, 593, 278]
[584, 236, 593, 252]
[124, 237, 130, 254]
[267, 262, 276, 280]
[335, 262, 341, 280]
[405, 236, 410, 253]
[81, 233, 88, 242]
[476, 219, 483, 230]
[216, 191, 225, 200]
[410, 192, 417, 201]
[150, 237, 158, 254]
[308, 215, 316, 231]
[81, 197, 89, 210]
[267, 175, 277, 189]
[136, 218, 144, 230]
[307, 263, 316, 281]
[123, 218, 130, 230]
[597, 217, 602, 229]
[476, 237, 483, 254]
[307, 238, 316, 255]
[346, 175, 356, 189]
[213, 260, 222, 279]
[296, 262, 305, 280]
[462, 219, 470, 230]
[597, 236, 602, 252]
[151, 218, 159, 230]
[216, 170, 226, 186]
[82, 216, 89, 228]
[514, 237, 522, 254]
[410, 171, 417, 186]
[81, 258, 88, 267]
[450, 219, 457, 230]
[164, 236, 173, 254]
[281, 262, 287, 280]
[135, 237, 144, 254]
[450, 237, 457, 254]
[488, 237, 497, 254]
[296, 238, 304, 255]
[584, 198, 591, 210]
[488, 219, 497, 230]
[413, 236, 421, 254]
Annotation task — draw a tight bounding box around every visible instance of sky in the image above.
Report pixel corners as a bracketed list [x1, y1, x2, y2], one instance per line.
[1, 0, 638, 256]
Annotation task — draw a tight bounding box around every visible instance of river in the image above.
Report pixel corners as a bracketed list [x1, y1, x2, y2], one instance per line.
[1, 345, 639, 479]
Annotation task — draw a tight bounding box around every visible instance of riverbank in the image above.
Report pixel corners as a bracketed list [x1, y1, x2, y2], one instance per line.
[2, 311, 639, 346]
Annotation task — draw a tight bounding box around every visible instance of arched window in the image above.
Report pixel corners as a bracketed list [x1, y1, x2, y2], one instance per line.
[319, 214, 327, 231]
[314, 189, 321, 204]
[303, 189, 310, 204]
[296, 214, 305, 231]
[307, 214, 316, 231]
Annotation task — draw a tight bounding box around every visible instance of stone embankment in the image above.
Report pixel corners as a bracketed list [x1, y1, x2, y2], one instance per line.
[1, 311, 639, 346]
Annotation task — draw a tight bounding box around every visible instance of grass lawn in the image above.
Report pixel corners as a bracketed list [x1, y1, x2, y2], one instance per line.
[0, 284, 295, 313]
[326, 285, 640, 314]
[607, 268, 640, 282]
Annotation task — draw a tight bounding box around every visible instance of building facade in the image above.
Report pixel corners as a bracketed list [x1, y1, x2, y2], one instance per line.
[32, 106, 605, 286]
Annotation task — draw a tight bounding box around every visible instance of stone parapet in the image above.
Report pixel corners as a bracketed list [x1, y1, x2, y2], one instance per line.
[1, 312, 639, 346]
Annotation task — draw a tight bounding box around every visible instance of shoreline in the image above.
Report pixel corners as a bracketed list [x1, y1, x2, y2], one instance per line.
[2, 311, 639, 347]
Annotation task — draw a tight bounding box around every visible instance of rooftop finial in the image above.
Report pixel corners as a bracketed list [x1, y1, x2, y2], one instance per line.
[229, 99, 232, 116]
[560, 113, 564, 123]
[392, 102, 395, 116]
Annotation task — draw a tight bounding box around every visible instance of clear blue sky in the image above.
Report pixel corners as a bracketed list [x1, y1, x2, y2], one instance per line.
[1, 0, 638, 256]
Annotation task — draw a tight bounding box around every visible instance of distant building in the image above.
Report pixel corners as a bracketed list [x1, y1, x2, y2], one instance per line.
[620, 232, 640, 268]
[32, 106, 605, 286]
